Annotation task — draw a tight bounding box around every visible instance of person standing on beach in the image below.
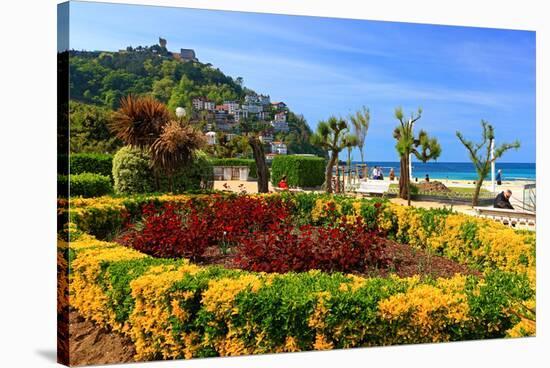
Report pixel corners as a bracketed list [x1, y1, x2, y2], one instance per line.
[494, 189, 514, 209]
[496, 169, 502, 185]
[425, 174, 430, 182]
[389, 168, 395, 181]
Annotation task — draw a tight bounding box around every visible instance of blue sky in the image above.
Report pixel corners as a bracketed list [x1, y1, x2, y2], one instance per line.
[66, 1, 536, 162]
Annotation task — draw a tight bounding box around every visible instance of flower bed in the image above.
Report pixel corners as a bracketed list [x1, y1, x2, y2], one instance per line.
[61, 192, 536, 362]
[65, 232, 534, 361]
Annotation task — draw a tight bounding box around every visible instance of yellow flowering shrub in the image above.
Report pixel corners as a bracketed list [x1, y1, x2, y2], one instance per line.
[378, 275, 470, 344]
[69, 236, 147, 332]
[129, 263, 201, 360]
[63, 193, 536, 363]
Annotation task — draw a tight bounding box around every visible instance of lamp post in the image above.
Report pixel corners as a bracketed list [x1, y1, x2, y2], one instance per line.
[175, 107, 186, 119]
[490, 139, 495, 193]
[409, 153, 413, 181]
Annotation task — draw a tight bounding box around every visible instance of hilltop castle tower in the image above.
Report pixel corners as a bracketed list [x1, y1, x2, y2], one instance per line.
[159, 37, 167, 48]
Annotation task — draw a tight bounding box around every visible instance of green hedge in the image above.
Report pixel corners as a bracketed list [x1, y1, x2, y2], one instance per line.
[67, 173, 112, 197]
[112, 146, 214, 195]
[70, 153, 114, 178]
[69, 234, 534, 360]
[271, 155, 325, 187]
[211, 158, 257, 178]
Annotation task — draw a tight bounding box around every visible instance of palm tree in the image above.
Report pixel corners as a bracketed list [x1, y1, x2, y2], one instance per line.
[393, 107, 441, 205]
[349, 106, 370, 177]
[110, 95, 206, 192]
[150, 120, 206, 191]
[456, 120, 520, 206]
[109, 95, 171, 147]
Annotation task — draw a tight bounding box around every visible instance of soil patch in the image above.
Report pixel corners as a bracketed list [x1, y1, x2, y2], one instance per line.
[371, 240, 480, 278]
[69, 309, 135, 366]
[417, 180, 451, 193]
[197, 239, 480, 279]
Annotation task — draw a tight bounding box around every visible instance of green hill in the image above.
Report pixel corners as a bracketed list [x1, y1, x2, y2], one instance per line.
[67, 44, 324, 156]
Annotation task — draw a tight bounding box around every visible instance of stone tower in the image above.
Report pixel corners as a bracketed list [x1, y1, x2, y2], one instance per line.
[159, 37, 167, 48]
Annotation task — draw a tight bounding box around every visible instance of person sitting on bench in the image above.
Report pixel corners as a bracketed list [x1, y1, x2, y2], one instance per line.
[494, 189, 514, 210]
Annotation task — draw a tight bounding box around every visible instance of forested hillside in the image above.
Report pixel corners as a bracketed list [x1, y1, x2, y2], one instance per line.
[68, 44, 324, 156]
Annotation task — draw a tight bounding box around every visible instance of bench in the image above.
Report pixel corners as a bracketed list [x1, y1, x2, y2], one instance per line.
[354, 180, 391, 197]
[473, 206, 536, 228]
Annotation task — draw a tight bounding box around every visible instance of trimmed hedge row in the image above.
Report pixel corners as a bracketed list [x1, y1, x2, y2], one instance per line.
[58, 173, 113, 198]
[57, 153, 114, 178]
[71, 153, 114, 178]
[271, 155, 325, 188]
[66, 233, 534, 361]
[210, 158, 257, 178]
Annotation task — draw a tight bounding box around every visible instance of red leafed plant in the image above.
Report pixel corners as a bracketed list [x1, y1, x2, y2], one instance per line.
[118, 202, 211, 260]
[119, 196, 293, 260]
[235, 218, 389, 273]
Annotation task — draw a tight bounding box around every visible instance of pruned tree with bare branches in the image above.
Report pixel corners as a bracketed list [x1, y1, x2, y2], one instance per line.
[393, 107, 441, 205]
[310, 116, 350, 193]
[456, 120, 520, 206]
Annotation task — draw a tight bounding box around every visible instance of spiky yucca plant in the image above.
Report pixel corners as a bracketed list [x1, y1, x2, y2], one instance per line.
[109, 95, 171, 147]
[150, 120, 206, 191]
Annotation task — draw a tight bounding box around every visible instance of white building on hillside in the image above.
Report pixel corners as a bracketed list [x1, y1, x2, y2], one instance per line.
[204, 101, 215, 111]
[192, 97, 205, 110]
[234, 109, 249, 122]
[205, 131, 217, 145]
[274, 112, 287, 122]
[258, 94, 271, 105]
[259, 133, 274, 144]
[224, 101, 240, 115]
[271, 141, 287, 155]
[245, 94, 259, 104]
[271, 120, 289, 133]
[242, 104, 263, 114]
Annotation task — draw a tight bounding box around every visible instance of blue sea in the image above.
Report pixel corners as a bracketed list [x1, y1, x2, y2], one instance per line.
[349, 161, 536, 181]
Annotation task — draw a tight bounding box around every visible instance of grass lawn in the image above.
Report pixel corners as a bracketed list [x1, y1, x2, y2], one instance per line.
[389, 184, 490, 195]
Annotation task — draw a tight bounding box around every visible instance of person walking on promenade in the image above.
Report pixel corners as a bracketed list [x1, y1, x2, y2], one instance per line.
[496, 169, 502, 185]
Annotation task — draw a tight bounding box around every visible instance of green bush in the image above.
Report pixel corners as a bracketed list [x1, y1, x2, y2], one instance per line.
[162, 151, 214, 192]
[211, 158, 257, 178]
[271, 155, 325, 187]
[113, 146, 214, 195]
[70, 153, 113, 178]
[112, 146, 155, 194]
[68, 173, 112, 197]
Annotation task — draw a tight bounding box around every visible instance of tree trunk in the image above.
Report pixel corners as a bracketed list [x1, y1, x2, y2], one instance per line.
[248, 136, 269, 193]
[347, 149, 352, 190]
[472, 176, 484, 207]
[398, 155, 410, 200]
[326, 152, 338, 193]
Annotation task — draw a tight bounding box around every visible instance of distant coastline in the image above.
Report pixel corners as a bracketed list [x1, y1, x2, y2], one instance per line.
[345, 161, 536, 181]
